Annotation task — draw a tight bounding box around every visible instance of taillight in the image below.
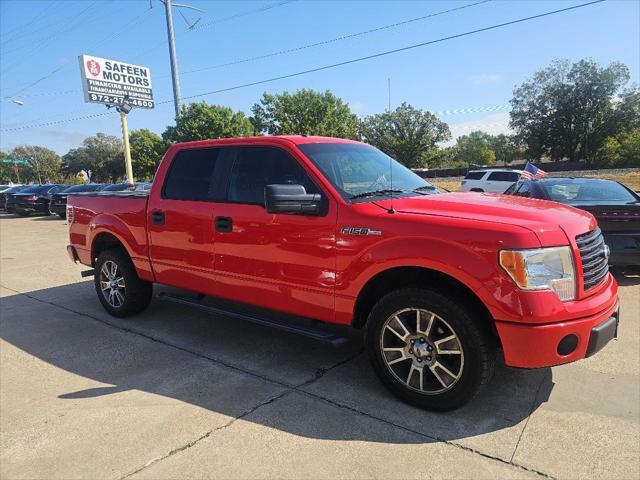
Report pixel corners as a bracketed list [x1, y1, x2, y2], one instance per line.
[67, 205, 74, 224]
[25, 195, 39, 201]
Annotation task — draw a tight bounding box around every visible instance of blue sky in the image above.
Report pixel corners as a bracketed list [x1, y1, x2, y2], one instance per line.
[1, 0, 638, 154]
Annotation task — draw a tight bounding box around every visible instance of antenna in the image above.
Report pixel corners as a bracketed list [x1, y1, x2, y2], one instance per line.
[388, 153, 395, 214]
[387, 77, 391, 112]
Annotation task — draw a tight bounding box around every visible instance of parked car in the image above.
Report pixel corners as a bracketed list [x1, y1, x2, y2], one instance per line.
[49, 184, 106, 219]
[460, 169, 523, 193]
[0, 185, 29, 211]
[505, 177, 640, 267]
[7, 184, 66, 216]
[101, 182, 151, 192]
[67, 136, 618, 411]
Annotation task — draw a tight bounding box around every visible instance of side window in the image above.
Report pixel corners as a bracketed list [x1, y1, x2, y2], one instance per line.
[515, 182, 531, 197]
[487, 172, 505, 181]
[227, 147, 319, 205]
[163, 148, 220, 201]
[464, 171, 485, 180]
[506, 172, 521, 182]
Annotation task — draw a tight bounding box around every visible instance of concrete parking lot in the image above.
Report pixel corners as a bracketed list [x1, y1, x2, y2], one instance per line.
[1, 214, 638, 480]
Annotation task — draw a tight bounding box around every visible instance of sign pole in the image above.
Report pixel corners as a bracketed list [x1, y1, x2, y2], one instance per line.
[119, 110, 135, 184]
[163, 0, 183, 118]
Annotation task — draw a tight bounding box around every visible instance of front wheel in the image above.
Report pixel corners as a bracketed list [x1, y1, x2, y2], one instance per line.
[366, 288, 495, 411]
[94, 249, 152, 317]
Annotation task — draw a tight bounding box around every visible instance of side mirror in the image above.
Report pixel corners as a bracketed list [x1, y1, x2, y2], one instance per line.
[265, 184, 322, 215]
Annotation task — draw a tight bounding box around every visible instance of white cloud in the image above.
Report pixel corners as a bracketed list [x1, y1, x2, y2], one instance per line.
[350, 101, 366, 113]
[469, 74, 501, 84]
[444, 112, 513, 144]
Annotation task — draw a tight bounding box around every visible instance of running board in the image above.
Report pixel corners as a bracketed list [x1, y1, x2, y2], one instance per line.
[157, 292, 350, 347]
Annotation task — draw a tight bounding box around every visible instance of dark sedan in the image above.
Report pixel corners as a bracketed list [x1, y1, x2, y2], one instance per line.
[101, 182, 151, 192]
[49, 183, 106, 219]
[505, 177, 640, 267]
[0, 185, 29, 211]
[6, 184, 67, 216]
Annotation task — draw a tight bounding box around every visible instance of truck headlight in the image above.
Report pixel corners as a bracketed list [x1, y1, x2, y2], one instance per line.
[499, 246, 576, 301]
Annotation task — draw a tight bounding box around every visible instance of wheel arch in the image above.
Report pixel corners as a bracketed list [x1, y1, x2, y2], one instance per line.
[91, 231, 129, 266]
[352, 266, 498, 342]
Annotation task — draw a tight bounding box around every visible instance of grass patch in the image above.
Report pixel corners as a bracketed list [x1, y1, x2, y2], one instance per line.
[430, 171, 640, 193]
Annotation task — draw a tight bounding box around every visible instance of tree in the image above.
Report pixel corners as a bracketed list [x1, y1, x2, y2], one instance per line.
[487, 134, 525, 166]
[592, 128, 640, 167]
[163, 102, 253, 143]
[129, 129, 166, 180]
[359, 102, 451, 168]
[251, 89, 358, 138]
[62, 133, 123, 182]
[8, 146, 61, 183]
[510, 58, 633, 161]
[454, 131, 496, 166]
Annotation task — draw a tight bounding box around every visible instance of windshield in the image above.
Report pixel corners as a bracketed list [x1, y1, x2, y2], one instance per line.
[298, 143, 436, 201]
[541, 180, 638, 203]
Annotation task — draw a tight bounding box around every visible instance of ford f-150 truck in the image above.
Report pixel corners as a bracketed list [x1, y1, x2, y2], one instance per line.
[66, 136, 619, 411]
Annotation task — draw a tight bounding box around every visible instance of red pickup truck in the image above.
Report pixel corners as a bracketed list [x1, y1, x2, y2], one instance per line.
[66, 136, 619, 410]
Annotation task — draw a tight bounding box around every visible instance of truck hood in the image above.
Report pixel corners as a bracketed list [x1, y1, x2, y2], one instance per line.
[374, 192, 597, 244]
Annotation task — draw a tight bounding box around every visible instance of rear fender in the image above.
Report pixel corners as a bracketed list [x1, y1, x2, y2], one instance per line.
[89, 214, 154, 282]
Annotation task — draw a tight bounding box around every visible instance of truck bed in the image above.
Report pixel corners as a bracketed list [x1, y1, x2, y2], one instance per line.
[67, 192, 152, 280]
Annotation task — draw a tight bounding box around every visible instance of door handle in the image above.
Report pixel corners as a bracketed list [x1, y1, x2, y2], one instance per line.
[151, 210, 165, 225]
[215, 216, 232, 232]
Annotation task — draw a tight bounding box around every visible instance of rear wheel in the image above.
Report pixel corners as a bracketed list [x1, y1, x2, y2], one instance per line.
[366, 287, 495, 411]
[94, 249, 152, 317]
[16, 211, 29, 217]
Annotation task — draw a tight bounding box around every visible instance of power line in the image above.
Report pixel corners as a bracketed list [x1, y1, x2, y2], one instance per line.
[173, 0, 491, 78]
[0, 0, 605, 133]
[179, 0, 605, 102]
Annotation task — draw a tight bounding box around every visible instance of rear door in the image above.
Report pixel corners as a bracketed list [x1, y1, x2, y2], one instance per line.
[147, 147, 228, 294]
[486, 171, 521, 193]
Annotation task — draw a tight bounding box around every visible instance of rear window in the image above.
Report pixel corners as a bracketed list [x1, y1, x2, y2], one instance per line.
[63, 184, 104, 193]
[20, 185, 52, 194]
[487, 171, 520, 182]
[542, 181, 637, 203]
[464, 171, 486, 180]
[163, 148, 220, 201]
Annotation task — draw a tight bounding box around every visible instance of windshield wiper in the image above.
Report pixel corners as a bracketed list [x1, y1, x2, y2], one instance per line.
[412, 185, 437, 195]
[350, 189, 404, 199]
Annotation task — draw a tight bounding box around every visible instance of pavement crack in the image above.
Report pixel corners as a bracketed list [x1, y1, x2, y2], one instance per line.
[298, 390, 557, 480]
[509, 371, 548, 463]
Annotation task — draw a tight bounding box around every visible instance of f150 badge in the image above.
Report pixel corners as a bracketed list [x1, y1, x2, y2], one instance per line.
[341, 226, 382, 236]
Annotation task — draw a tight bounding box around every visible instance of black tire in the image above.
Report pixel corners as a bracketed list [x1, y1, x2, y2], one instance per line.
[366, 287, 495, 411]
[16, 211, 30, 217]
[59, 213, 67, 220]
[94, 249, 152, 317]
[470, 188, 484, 192]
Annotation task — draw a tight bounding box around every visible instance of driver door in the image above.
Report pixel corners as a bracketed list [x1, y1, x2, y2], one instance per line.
[212, 145, 338, 322]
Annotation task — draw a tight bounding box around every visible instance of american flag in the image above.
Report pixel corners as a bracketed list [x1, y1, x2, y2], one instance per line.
[521, 162, 548, 180]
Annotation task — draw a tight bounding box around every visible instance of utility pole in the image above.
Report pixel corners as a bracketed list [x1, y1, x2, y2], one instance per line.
[160, 0, 204, 118]
[163, 0, 182, 118]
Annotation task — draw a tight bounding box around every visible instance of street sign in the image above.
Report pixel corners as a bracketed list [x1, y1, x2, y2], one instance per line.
[1, 159, 28, 165]
[78, 54, 154, 109]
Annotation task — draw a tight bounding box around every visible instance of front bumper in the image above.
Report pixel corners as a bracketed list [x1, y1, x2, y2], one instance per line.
[49, 203, 67, 215]
[496, 298, 620, 368]
[604, 233, 640, 266]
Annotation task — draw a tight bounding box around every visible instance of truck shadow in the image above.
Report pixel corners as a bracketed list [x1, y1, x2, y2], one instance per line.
[0, 281, 553, 445]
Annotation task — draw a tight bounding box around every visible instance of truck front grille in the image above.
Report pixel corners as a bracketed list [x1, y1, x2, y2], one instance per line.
[576, 228, 609, 292]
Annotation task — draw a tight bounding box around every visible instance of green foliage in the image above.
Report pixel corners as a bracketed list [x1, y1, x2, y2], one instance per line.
[7, 146, 62, 183]
[251, 89, 358, 138]
[62, 133, 123, 182]
[163, 102, 254, 143]
[129, 129, 166, 181]
[510, 58, 634, 162]
[454, 131, 496, 166]
[359, 102, 451, 168]
[487, 134, 525, 166]
[592, 128, 640, 167]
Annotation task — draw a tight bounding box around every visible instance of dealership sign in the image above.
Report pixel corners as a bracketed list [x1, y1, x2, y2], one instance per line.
[78, 54, 154, 109]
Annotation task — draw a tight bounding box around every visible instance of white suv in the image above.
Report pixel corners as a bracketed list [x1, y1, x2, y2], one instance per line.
[460, 169, 523, 193]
